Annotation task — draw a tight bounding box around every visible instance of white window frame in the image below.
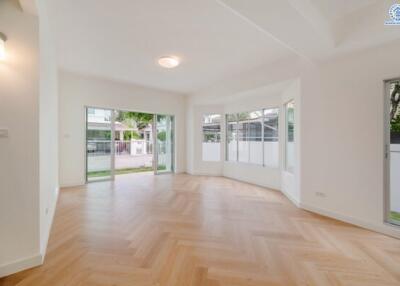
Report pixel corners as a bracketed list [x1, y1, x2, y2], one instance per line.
[225, 107, 280, 168]
[202, 114, 222, 162]
[284, 100, 295, 173]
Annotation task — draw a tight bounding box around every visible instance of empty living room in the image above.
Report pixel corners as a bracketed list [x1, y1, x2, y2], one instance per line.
[1, 0, 400, 285]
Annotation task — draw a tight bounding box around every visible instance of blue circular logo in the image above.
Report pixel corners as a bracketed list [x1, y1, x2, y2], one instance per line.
[389, 4, 400, 21]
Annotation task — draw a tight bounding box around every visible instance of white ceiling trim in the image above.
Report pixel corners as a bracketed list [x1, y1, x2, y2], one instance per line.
[287, 0, 334, 46]
[215, 0, 306, 59]
[217, 0, 335, 60]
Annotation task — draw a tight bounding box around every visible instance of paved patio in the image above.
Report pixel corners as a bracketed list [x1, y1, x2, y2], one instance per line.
[88, 154, 153, 172]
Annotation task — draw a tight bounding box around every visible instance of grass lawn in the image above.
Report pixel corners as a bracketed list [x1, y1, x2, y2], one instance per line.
[390, 211, 400, 222]
[88, 166, 153, 178]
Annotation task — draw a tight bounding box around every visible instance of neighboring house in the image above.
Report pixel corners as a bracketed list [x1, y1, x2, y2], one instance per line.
[87, 109, 153, 155]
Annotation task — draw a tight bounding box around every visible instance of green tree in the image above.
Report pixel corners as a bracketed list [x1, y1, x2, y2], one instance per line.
[116, 112, 153, 130]
[391, 114, 400, 133]
[123, 130, 140, 140]
[157, 131, 166, 142]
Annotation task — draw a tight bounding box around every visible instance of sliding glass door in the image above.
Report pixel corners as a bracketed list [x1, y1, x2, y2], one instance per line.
[86, 108, 175, 182]
[154, 114, 174, 173]
[86, 107, 115, 182]
[385, 80, 400, 226]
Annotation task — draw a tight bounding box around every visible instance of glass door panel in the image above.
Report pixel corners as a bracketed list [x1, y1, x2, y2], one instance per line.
[113, 110, 154, 175]
[155, 114, 174, 173]
[86, 107, 114, 181]
[386, 80, 400, 225]
[285, 101, 295, 173]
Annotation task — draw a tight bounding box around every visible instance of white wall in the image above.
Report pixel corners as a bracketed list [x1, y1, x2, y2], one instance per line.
[59, 71, 187, 187]
[187, 40, 400, 238]
[299, 40, 400, 237]
[0, 0, 41, 276]
[37, 0, 59, 257]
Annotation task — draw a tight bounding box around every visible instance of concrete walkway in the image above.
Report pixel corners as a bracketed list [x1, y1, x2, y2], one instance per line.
[88, 154, 153, 172]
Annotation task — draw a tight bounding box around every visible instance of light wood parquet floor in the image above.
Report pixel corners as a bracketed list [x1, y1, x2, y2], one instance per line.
[1, 173, 400, 286]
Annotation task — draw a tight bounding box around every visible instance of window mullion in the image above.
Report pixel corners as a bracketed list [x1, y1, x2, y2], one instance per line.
[236, 115, 239, 162]
[262, 109, 265, 167]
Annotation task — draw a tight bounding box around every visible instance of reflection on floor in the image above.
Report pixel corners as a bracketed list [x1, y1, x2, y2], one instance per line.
[2, 173, 400, 286]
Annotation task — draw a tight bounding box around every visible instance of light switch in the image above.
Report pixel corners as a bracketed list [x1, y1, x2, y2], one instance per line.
[0, 129, 9, 138]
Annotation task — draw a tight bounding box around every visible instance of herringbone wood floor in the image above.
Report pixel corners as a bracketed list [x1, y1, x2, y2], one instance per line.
[1, 173, 400, 286]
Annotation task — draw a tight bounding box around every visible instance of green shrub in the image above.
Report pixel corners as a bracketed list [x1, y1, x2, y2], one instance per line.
[157, 131, 166, 142]
[123, 131, 141, 140]
[391, 115, 400, 133]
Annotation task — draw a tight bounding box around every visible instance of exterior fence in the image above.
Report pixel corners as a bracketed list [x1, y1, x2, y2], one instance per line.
[87, 140, 153, 156]
[86, 140, 163, 172]
[225, 141, 280, 168]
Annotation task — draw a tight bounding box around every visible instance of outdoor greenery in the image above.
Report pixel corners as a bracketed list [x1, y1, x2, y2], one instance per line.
[87, 130, 111, 140]
[88, 165, 167, 178]
[390, 211, 400, 222]
[390, 82, 400, 133]
[87, 167, 153, 178]
[123, 130, 141, 140]
[157, 165, 167, 171]
[157, 130, 166, 142]
[116, 111, 153, 130]
[391, 114, 400, 133]
[203, 133, 221, 142]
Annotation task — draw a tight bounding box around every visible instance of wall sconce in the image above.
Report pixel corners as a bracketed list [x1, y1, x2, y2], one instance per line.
[0, 32, 7, 61]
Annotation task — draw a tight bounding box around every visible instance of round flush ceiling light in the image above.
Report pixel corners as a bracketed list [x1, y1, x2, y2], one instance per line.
[158, 56, 180, 68]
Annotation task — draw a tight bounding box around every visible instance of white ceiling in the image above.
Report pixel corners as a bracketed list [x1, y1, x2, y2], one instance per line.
[45, 0, 292, 93]
[42, 0, 400, 94]
[310, 0, 378, 21]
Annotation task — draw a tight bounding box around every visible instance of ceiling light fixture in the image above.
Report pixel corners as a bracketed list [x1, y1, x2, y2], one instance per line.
[158, 56, 180, 68]
[0, 32, 7, 61]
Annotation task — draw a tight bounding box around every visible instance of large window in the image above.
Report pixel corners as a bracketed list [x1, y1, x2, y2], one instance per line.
[237, 111, 263, 164]
[226, 108, 279, 167]
[202, 114, 221, 161]
[285, 101, 295, 173]
[226, 114, 238, 161]
[264, 108, 279, 167]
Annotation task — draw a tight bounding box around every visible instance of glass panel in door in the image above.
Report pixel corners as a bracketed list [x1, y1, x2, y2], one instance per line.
[387, 80, 400, 225]
[86, 107, 114, 181]
[155, 114, 174, 173]
[285, 101, 295, 173]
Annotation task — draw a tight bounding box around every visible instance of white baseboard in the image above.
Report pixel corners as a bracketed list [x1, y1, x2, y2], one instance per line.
[300, 203, 400, 239]
[0, 186, 60, 278]
[0, 254, 43, 278]
[281, 189, 300, 207]
[221, 174, 280, 192]
[173, 172, 400, 239]
[190, 172, 223, 176]
[60, 182, 85, 188]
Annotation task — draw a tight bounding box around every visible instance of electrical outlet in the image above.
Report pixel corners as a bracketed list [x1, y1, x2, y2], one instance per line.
[315, 192, 326, 198]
